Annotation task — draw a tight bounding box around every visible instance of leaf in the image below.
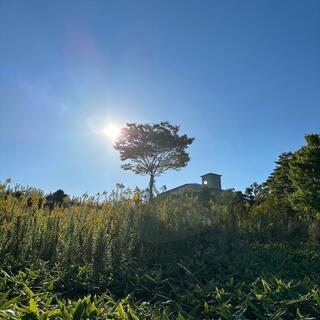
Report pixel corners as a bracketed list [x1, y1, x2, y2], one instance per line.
[72, 299, 87, 320]
[0, 291, 10, 304]
[160, 310, 170, 320]
[40, 313, 48, 320]
[144, 274, 158, 285]
[0, 309, 17, 318]
[116, 302, 127, 319]
[56, 298, 72, 320]
[44, 297, 52, 308]
[0, 297, 19, 310]
[204, 301, 209, 314]
[127, 306, 139, 320]
[270, 308, 286, 320]
[312, 289, 320, 305]
[177, 263, 194, 277]
[47, 309, 60, 317]
[255, 293, 264, 301]
[25, 285, 35, 297]
[218, 303, 232, 320]
[47, 281, 54, 291]
[261, 279, 272, 293]
[29, 298, 39, 317]
[177, 313, 185, 320]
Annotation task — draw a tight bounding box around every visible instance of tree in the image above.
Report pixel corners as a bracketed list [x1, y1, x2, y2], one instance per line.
[266, 152, 295, 201]
[244, 182, 266, 206]
[288, 134, 320, 217]
[114, 122, 194, 200]
[46, 189, 69, 209]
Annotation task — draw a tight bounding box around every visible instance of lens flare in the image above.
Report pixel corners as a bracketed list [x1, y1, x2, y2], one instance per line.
[102, 124, 121, 141]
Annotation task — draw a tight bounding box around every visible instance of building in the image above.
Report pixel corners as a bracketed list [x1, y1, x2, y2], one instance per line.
[159, 172, 222, 196]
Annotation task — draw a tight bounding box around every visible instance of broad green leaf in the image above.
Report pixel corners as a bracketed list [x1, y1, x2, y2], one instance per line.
[116, 302, 127, 319]
[0, 297, 19, 310]
[29, 298, 39, 317]
[25, 285, 35, 297]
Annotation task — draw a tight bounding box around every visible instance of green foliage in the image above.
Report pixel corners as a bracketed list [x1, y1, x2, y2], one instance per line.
[266, 134, 320, 220]
[1, 181, 320, 319]
[1, 242, 320, 318]
[288, 134, 320, 217]
[267, 152, 295, 202]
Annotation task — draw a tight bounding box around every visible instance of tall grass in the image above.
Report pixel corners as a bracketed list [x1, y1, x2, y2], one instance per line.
[1, 182, 319, 319]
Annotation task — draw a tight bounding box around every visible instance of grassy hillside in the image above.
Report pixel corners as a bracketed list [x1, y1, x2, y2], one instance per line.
[1, 181, 320, 319]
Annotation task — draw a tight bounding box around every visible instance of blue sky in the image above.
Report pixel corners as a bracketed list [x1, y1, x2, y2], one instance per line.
[1, 0, 320, 196]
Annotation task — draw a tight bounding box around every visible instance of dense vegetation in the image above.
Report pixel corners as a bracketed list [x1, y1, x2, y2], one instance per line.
[0, 134, 320, 319]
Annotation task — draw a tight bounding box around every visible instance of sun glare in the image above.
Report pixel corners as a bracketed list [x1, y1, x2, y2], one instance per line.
[102, 124, 121, 141]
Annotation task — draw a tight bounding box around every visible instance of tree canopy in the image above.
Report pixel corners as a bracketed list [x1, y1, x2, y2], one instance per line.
[114, 122, 194, 200]
[266, 152, 295, 201]
[288, 134, 320, 216]
[266, 134, 320, 217]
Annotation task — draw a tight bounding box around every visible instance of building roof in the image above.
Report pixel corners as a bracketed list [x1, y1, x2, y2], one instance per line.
[201, 172, 222, 177]
[159, 183, 203, 196]
[158, 172, 223, 197]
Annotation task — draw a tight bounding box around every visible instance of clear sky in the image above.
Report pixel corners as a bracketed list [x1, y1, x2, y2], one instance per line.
[1, 0, 320, 196]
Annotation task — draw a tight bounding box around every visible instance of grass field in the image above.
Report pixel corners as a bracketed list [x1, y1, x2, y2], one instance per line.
[1, 185, 320, 319]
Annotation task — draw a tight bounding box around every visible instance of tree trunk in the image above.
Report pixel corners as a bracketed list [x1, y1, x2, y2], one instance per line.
[148, 173, 155, 201]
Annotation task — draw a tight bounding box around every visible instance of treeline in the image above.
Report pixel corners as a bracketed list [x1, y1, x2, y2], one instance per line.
[2, 185, 69, 210]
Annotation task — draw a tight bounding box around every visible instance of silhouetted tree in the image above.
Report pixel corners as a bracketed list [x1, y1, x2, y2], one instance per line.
[46, 189, 68, 209]
[114, 122, 194, 200]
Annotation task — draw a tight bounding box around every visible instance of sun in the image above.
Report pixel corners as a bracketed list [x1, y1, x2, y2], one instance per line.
[102, 124, 121, 141]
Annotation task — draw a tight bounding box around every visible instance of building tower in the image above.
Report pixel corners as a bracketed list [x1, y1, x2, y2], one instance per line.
[201, 173, 222, 190]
